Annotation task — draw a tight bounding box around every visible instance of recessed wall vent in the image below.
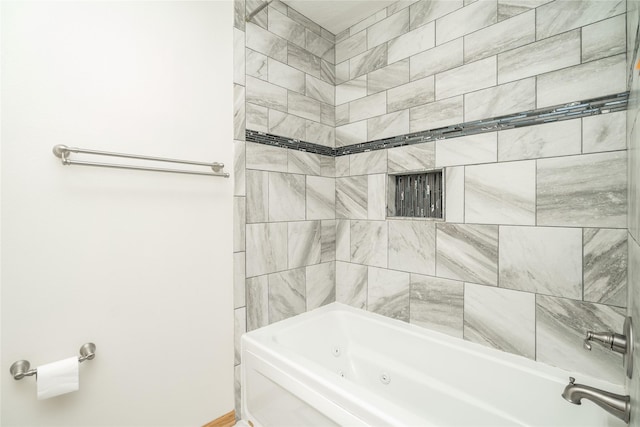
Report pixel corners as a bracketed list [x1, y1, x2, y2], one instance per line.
[388, 170, 443, 219]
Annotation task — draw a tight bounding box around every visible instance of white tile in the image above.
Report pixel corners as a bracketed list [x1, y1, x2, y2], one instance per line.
[246, 141, 287, 172]
[367, 59, 410, 95]
[306, 74, 335, 105]
[582, 14, 626, 62]
[350, 92, 387, 122]
[387, 76, 435, 113]
[351, 150, 387, 175]
[246, 76, 287, 112]
[268, 58, 305, 93]
[368, 174, 387, 220]
[288, 221, 321, 268]
[307, 176, 336, 220]
[246, 223, 287, 277]
[336, 75, 367, 105]
[269, 109, 306, 140]
[288, 91, 321, 122]
[389, 220, 436, 275]
[351, 221, 388, 268]
[335, 30, 366, 64]
[435, 133, 497, 167]
[410, 96, 463, 132]
[246, 22, 287, 62]
[367, 8, 410, 49]
[409, 0, 462, 30]
[464, 10, 535, 63]
[498, 119, 582, 161]
[464, 78, 536, 122]
[306, 262, 336, 309]
[582, 111, 626, 154]
[435, 56, 496, 100]
[246, 48, 268, 81]
[336, 261, 367, 309]
[445, 166, 464, 223]
[436, 0, 497, 45]
[536, 0, 625, 39]
[368, 267, 410, 321]
[387, 21, 435, 63]
[336, 121, 367, 147]
[368, 110, 410, 141]
[387, 142, 435, 173]
[268, 172, 305, 221]
[410, 38, 463, 81]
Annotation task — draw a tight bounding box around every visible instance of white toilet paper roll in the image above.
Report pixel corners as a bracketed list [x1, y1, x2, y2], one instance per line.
[37, 357, 79, 400]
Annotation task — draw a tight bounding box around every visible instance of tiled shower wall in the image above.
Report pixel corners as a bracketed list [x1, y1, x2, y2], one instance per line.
[233, 0, 631, 416]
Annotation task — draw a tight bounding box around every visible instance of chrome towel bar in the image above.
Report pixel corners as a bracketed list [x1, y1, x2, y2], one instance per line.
[10, 343, 96, 380]
[53, 145, 229, 178]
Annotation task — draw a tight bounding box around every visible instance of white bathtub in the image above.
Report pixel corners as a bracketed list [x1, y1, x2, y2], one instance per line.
[241, 303, 626, 427]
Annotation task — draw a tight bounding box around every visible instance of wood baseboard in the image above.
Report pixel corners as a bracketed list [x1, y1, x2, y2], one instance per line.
[203, 410, 235, 427]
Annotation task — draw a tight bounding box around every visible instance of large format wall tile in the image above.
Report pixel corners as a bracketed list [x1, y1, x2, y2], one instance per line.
[497, 0, 550, 21]
[388, 220, 436, 275]
[246, 48, 268, 81]
[368, 267, 410, 322]
[536, 0, 625, 40]
[246, 102, 268, 133]
[246, 22, 287, 62]
[306, 121, 335, 147]
[410, 96, 463, 132]
[498, 119, 581, 161]
[537, 151, 627, 228]
[246, 222, 287, 277]
[368, 110, 410, 140]
[234, 196, 246, 252]
[435, 132, 497, 167]
[436, 223, 498, 285]
[246, 76, 287, 112]
[268, 172, 305, 221]
[336, 219, 350, 262]
[306, 74, 335, 105]
[336, 75, 367, 105]
[464, 10, 534, 63]
[350, 44, 388, 80]
[351, 221, 388, 268]
[247, 275, 268, 331]
[435, 56, 497, 100]
[409, 0, 462, 30]
[410, 38, 463, 81]
[321, 220, 336, 262]
[387, 142, 435, 173]
[246, 142, 287, 172]
[246, 170, 268, 223]
[350, 92, 386, 122]
[410, 274, 463, 338]
[307, 176, 335, 220]
[335, 30, 366, 63]
[368, 59, 410, 95]
[269, 110, 306, 141]
[306, 262, 336, 309]
[306, 29, 334, 62]
[350, 150, 387, 175]
[268, 57, 305, 93]
[387, 21, 435, 63]
[234, 84, 245, 140]
[583, 228, 627, 307]
[336, 122, 368, 147]
[234, 140, 246, 196]
[582, 111, 626, 154]
[387, 77, 435, 113]
[464, 78, 535, 122]
[289, 150, 321, 176]
[288, 91, 321, 122]
[268, 268, 306, 323]
[234, 252, 246, 309]
[436, 0, 497, 45]
[336, 176, 367, 219]
[499, 226, 582, 299]
[582, 14, 626, 62]
[445, 166, 464, 223]
[288, 221, 321, 268]
[367, 7, 410, 49]
[234, 307, 246, 364]
[335, 261, 367, 309]
[368, 174, 386, 220]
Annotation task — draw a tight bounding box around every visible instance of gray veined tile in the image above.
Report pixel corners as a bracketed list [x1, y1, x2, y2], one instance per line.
[307, 176, 335, 220]
[351, 221, 388, 268]
[498, 119, 581, 161]
[336, 261, 367, 309]
[288, 150, 321, 176]
[582, 14, 626, 63]
[336, 28, 350, 43]
[234, 252, 246, 309]
[246, 76, 287, 113]
[246, 141, 287, 172]
[536, 295, 625, 383]
[321, 220, 336, 262]
[306, 262, 336, 309]
[335, 156, 350, 177]
[287, 7, 322, 36]
[234, 140, 246, 197]
[537, 151, 627, 228]
[409, 0, 463, 30]
[335, 30, 367, 64]
[350, 8, 387, 36]
[583, 228, 627, 307]
[246, 48, 268, 81]
[233, 84, 245, 141]
[496, 0, 550, 21]
[410, 38, 463, 81]
[267, 58, 305, 93]
[320, 103, 335, 127]
[306, 121, 335, 148]
[234, 197, 246, 252]
[350, 150, 387, 175]
[336, 220, 350, 261]
[389, 220, 436, 275]
[306, 29, 334, 62]
[268, 8, 305, 47]
[367, 7, 410, 49]
[246, 0, 268, 29]
[410, 274, 463, 338]
[368, 267, 410, 322]
[368, 110, 410, 141]
[336, 122, 367, 147]
[445, 166, 464, 223]
[464, 10, 535, 63]
[234, 364, 242, 415]
[246, 22, 287, 63]
[246, 222, 287, 277]
[246, 170, 268, 223]
[387, 21, 435, 63]
[465, 160, 536, 226]
[320, 60, 335, 85]
[436, 0, 497, 45]
[410, 96, 463, 132]
[536, 0, 625, 40]
[499, 226, 582, 299]
[288, 91, 321, 122]
[234, 0, 245, 31]
[582, 111, 626, 154]
[270, 0, 287, 15]
[233, 28, 245, 85]
[321, 28, 335, 43]
[269, 268, 305, 324]
[367, 59, 410, 95]
[268, 109, 306, 141]
[336, 75, 367, 106]
[368, 174, 386, 220]
[336, 176, 367, 219]
[246, 103, 268, 132]
[268, 172, 305, 221]
[436, 223, 498, 285]
[306, 74, 335, 105]
[497, 30, 581, 85]
[321, 156, 336, 178]
[435, 56, 496, 100]
[350, 92, 386, 123]
[335, 61, 350, 85]
[464, 284, 535, 359]
[350, 44, 388, 80]
[387, 76, 435, 113]
[435, 132, 497, 167]
[288, 43, 321, 78]
[234, 307, 246, 364]
[387, 142, 435, 173]
[389, 0, 421, 16]
[288, 221, 321, 268]
[246, 276, 268, 331]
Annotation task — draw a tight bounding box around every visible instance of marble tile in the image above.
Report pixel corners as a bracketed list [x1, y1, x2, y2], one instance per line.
[537, 54, 626, 108]
[321, 220, 336, 262]
[582, 14, 626, 62]
[322, 28, 336, 43]
[306, 29, 334, 62]
[233, 28, 245, 85]
[336, 29, 350, 44]
[435, 132, 497, 167]
[288, 91, 321, 122]
[445, 166, 464, 223]
[387, 76, 435, 113]
[269, 268, 306, 323]
[234, 0, 245, 31]
[246, 142, 287, 172]
[335, 61, 350, 85]
[409, 0, 462, 30]
[306, 74, 334, 105]
[246, 48, 268, 81]
[498, 119, 581, 161]
[464, 10, 534, 63]
[335, 156, 350, 177]
[246, 103, 268, 133]
[336, 75, 367, 105]
[335, 30, 366, 64]
[336, 176, 367, 219]
[410, 96, 463, 132]
[267, 58, 304, 93]
[436, 0, 497, 45]
[537, 151, 627, 228]
[336, 219, 350, 261]
[497, 0, 550, 21]
[436, 223, 498, 285]
[287, 7, 322, 35]
[233, 84, 245, 141]
[351, 8, 387, 36]
[583, 228, 627, 307]
[268, 110, 305, 141]
[410, 38, 463, 81]
[234, 364, 242, 415]
[246, 0, 267, 29]
[536, 295, 625, 382]
[306, 121, 335, 148]
[234, 140, 246, 197]
[466, 78, 535, 122]
[387, 21, 435, 63]
[246, 76, 287, 113]
[351, 221, 388, 268]
[306, 262, 336, 310]
[387, 142, 435, 173]
[335, 261, 367, 309]
[367, 59, 410, 95]
[269, 172, 305, 221]
[246, 22, 287, 63]
[246, 223, 287, 277]
[464, 284, 535, 358]
[320, 103, 335, 127]
[536, 0, 625, 40]
[321, 156, 336, 178]
[388, 220, 436, 275]
[367, 8, 410, 49]
[288, 150, 321, 176]
[582, 111, 626, 154]
[288, 221, 321, 269]
[368, 110, 410, 141]
[499, 226, 582, 298]
[350, 92, 387, 123]
[270, 0, 287, 15]
[497, 30, 580, 85]
[320, 59, 335, 85]
[435, 56, 496, 100]
[368, 174, 386, 221]
[465, 160, 536, 225]
[307, 176, 335, 220]
[268, 8, 305, 47]
[350, 44, 388, 80]
[288, 43, 321, 78]
[234, 307, 246, 364]
[246, 275, 268, 331]
[246, 170, 268, 223]
[234, 196, 246, 252]
[366, 267, 410, 322]
[234, 252, 246, 309]
[351, 150, 387, 175]
[410, 274, 463, 338]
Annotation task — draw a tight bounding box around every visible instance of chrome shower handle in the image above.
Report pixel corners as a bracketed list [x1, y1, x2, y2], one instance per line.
[583, 331, 627, 354]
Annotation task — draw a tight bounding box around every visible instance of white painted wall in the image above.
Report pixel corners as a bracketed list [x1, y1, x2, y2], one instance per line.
[1, 1, 234, 425]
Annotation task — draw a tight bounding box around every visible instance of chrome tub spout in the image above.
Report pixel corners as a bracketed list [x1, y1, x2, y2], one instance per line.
[562, 377, 630, 423]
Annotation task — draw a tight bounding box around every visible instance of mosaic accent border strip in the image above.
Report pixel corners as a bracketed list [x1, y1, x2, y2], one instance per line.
[246, 92, 629, 157]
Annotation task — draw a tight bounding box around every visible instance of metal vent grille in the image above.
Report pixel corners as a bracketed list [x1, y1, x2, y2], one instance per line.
[393, 171, 442, 218]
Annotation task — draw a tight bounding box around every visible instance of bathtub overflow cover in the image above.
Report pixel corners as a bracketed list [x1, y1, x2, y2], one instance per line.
[332, 346, 341, 357]
[380, 373, 391, 385]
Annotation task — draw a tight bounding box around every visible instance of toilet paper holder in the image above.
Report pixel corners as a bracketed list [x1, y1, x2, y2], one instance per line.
[9, 343, 96, 380]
